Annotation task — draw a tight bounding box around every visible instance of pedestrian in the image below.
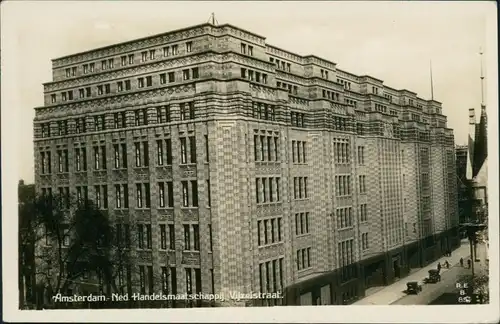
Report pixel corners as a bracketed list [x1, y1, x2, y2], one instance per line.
[437, 262, 441, 272]
[467, 259, 472, 268]
[460, 257, 464, 267]
[445, 260, 450, 268]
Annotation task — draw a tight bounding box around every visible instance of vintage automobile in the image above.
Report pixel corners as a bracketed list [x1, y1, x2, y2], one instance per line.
[426, 269, 442, 283]
[406, 281, 422, 294]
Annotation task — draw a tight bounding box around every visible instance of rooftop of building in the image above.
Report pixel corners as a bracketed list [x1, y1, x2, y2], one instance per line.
[48, 19, 442, 105]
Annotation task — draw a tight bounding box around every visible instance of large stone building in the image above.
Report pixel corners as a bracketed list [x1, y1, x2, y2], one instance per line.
[33, 21, 460, 306]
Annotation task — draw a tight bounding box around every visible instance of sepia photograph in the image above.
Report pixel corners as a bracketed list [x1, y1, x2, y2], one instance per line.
[1, 1, 498, 322]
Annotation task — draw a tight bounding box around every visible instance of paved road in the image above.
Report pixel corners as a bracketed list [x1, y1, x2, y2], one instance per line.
[353, 239, 472, 305]
[391, 263, 470, 305]
[392, 243, 488, 305]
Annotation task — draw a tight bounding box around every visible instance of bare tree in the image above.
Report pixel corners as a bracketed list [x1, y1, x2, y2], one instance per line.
[27, 191, 172, 309]
[32, 193, 115, 308]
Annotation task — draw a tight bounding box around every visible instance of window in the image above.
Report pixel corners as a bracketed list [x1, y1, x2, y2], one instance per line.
[359, 175, 366, 194]
[359, 204, 368, 222]
[62, 226, 70, 246]
[138, 77, 144, 88]
[180, 138, 187, 164]
[296, 247, 312, 270]
[89, 63, 95, 72]
[205, 135, 209, 162]
[357, 146, 365, 165]
[184, 224, 191, 250]
[295, 213, 310, 235]
[182, 69, 190, 80]
[146, 76, 152, 87]
[83, 64, 88, 74]
[189, 136, 197, 163]
[169, 224, 175, 249]
[186, 42, 192, 53]
[207, 180, 211, 207]
[141, 51, 148, 62]
[156, 106, 171, 124]
[168, 72, 175, 83]
[185, 268, 193, 294]
[139, 266, 146, 294]
[121, 56, 127, 66]
[192, 67, 199, 79]
[248, 45, 253, 56]
[108, 59, 114, 69]
[241, 43, 246, 54]
[161, 267, 169, 293]
[149, 50, 155, 60]
[128, 54, 134, 64]
[191, 180, 198, 207]
[182, 181, 189, 207]
[163, 46, 170, 57]
[160, 73, 166, 84]
[193, 224, 200, 251]
[172, 45, 178, 55]
[97, 85, 103, 95]
[93, 145, 106, 170]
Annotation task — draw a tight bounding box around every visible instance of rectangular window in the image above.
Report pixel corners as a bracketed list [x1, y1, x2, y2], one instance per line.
[168, 72, 175, 83]
[193, 224, 200, 251]
[138, 224, 144, 249]
[191, 180, 198, 207]
[184, 224, 191, 250]
[163, 46, 170, 57]
[182, 181, 189, 207]
[165, 139, 172, 165]
[160, 73, 166, 84]
[160, 224, 167, 250]
[180, 138, 187, 164]
[169, 224, 175, 249]
[186, 42, 192, 53]
[192, 67, 199, 79]
[139, 266, 146, 294]
[157, 140, 164, 165]
[185, 268, 192, 294]
[146, 224, 152, 249]
[189, 136, 197, 163]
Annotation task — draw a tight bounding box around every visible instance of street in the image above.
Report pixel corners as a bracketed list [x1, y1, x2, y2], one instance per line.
[392, 242, 488, 305]
[391, 262, 470, 305]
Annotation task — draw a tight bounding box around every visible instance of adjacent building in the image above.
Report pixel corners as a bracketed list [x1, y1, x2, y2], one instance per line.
[33, 22, 460, 306]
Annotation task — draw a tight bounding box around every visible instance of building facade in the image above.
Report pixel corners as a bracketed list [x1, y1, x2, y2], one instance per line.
[33, 22, 460, 306]
[456, 145, 473, 225]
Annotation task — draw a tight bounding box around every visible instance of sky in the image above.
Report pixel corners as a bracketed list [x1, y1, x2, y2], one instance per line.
[1, 1, 496, 184]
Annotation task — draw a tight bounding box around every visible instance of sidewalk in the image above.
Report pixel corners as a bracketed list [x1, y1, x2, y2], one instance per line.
[353, 239, 471, 305]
